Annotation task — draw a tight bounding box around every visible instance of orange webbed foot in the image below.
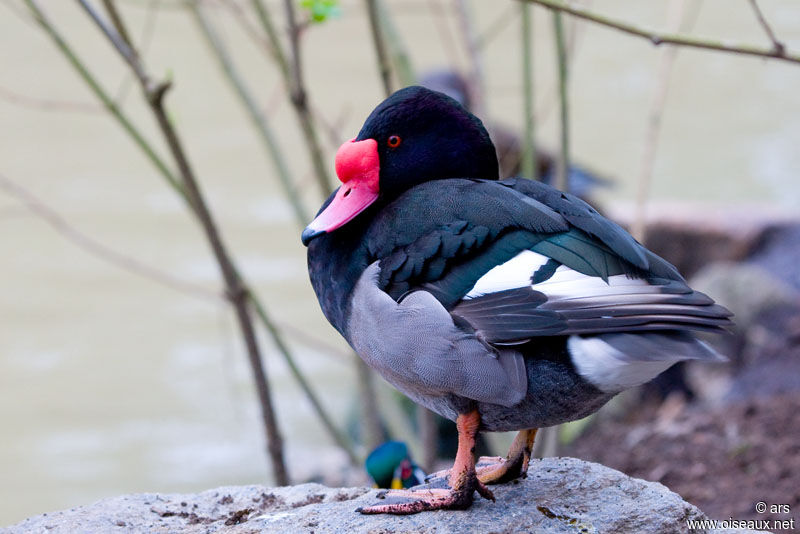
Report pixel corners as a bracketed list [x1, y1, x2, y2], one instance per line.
[356, 479, 494, 515]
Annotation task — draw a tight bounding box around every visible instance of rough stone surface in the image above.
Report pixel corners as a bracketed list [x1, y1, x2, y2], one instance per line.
[3, 457, 765, 534]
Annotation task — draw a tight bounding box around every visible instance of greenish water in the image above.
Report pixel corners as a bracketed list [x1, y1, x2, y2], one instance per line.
[1, 0, 799, 525]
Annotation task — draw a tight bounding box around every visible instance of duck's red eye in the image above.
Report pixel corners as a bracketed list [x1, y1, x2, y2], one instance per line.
[387, 135, 402, 148]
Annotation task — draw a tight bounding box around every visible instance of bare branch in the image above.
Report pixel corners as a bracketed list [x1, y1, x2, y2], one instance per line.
[193, 5, 359, 460]
[1, 170, 353, 364]
[365, 0, 393, 96]
[477, 3, 517, 49]
[248, 1, 333, 197]
[282, 0, 334, 195]
[189, 2, 309, 226]
[102, 0, 135, 50]
[248, 291, 359, 465]
[77, 0, 152, 86]
[0, 84, 103, 114]
[272, 321, 352, 361]
[22, 0, 182, 193]
[1, 0, 38, 27]
[552, 11, 569, 192]
[215, 0, 274, 59]
[0, 171, 222, 302]
[520, 2, 537, 180]
[310, 102, 351, 151]
[374, 0, 415, 86]
[118, 0, 185, 9]
[425, 0, 463, 69]
[632, 0, 700, 243]
[534, 4, 586, 125]
[519, 0, 800, 65]
[748, 0, 785, 56]
[108, 0, 163, 108]
[417, 406, 437, 472]
[250, 0, 291, 75]
[454, 0, 486, 116]
[69, 0, 290, 484]
[283, 0, 304, 98]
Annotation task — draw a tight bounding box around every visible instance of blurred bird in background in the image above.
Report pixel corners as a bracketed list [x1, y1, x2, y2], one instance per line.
[420, 69, 610, 199]
[365, 441, 426, 489]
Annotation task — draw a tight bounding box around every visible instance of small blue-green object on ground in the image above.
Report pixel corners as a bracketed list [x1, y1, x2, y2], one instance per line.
[366, 441, 426, 489]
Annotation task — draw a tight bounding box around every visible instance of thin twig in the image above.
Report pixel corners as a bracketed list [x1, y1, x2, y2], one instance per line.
[77, 0, 151, 84]
[197, 0, 357, 462]
[248, 293, 359, 465]
[283, 0, 304, 97]
[189, 2, 308, 226]
[250, 0, 290, 72]
[477, 3, 517, 50]
[520, 2, 537, 180]
[1, 0, 38, 27]
[748, 0, 785, 55]
[22, 0, 182, 195]
[632, 0, 700, 243]
[0, 171, 221, 302]
[0, 175, 351, 359]
[454, 0, 486, 117]
[534, 1, 587, 125]
[0, 84, 104, 114]
[552, 10, 569, 192]
[372, 0, 433, 460]
[417, 401, 437, 472]
[425, 0, 463, 70]
[118, 0, 185, 8]
[102, 0, 135, 49]
[252, 0, 379, 463]
[365, 0, 393, 96]
[249, 0, 333, 198]
[216, 0, 274, 60]
[564, 0, 584, 60]
[310, 101, 351, 151]
[375, 0, 415, 86]
[71, 0, 289, 484]
[356, 352, 387, 453]
[273, 321, 352, 361]
[519, 0, 800, 65]
[0, 173, 352, 360]
[362, 0, 418, 457]
[532, 424, 559, 458]
[111, 0, 162, 108]
[281, 0, 334, 196]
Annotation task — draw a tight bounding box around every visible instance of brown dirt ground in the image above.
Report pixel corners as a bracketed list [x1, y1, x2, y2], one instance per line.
[565, 391, 800, 525]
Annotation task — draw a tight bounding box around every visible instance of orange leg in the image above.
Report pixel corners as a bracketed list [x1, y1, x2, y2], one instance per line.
[426, 428, 539, 485]
[475, 428, 538, 484]
[357, 410, 494, 515]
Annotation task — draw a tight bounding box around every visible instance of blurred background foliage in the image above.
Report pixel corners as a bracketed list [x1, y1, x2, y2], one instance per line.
[1, 0, 799, 526]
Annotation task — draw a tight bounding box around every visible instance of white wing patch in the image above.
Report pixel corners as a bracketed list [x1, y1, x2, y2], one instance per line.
[533, 265, 651, 300]
[567, 335, 674, 393]
[465, 250, 550, 298]
[465, 250, 653, 301]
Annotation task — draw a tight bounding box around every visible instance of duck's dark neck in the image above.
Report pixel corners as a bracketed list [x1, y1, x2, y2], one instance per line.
[305, 204, 379, 336]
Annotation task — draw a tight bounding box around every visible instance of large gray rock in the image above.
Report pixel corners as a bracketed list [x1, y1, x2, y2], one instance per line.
[4, 457, 764, 534]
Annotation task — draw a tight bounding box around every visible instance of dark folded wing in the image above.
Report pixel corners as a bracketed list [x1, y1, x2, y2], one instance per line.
[495, 177, 683, 281]
[451, 272, 733, 344]
[366, 177, 728, 342]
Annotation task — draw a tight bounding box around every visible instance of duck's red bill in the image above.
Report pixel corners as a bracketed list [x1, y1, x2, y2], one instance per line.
[302, 138, 380, 245]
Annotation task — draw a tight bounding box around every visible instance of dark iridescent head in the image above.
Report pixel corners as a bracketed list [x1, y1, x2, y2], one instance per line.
[302, 86, 498, 245]
[365, 440, 411, 489]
